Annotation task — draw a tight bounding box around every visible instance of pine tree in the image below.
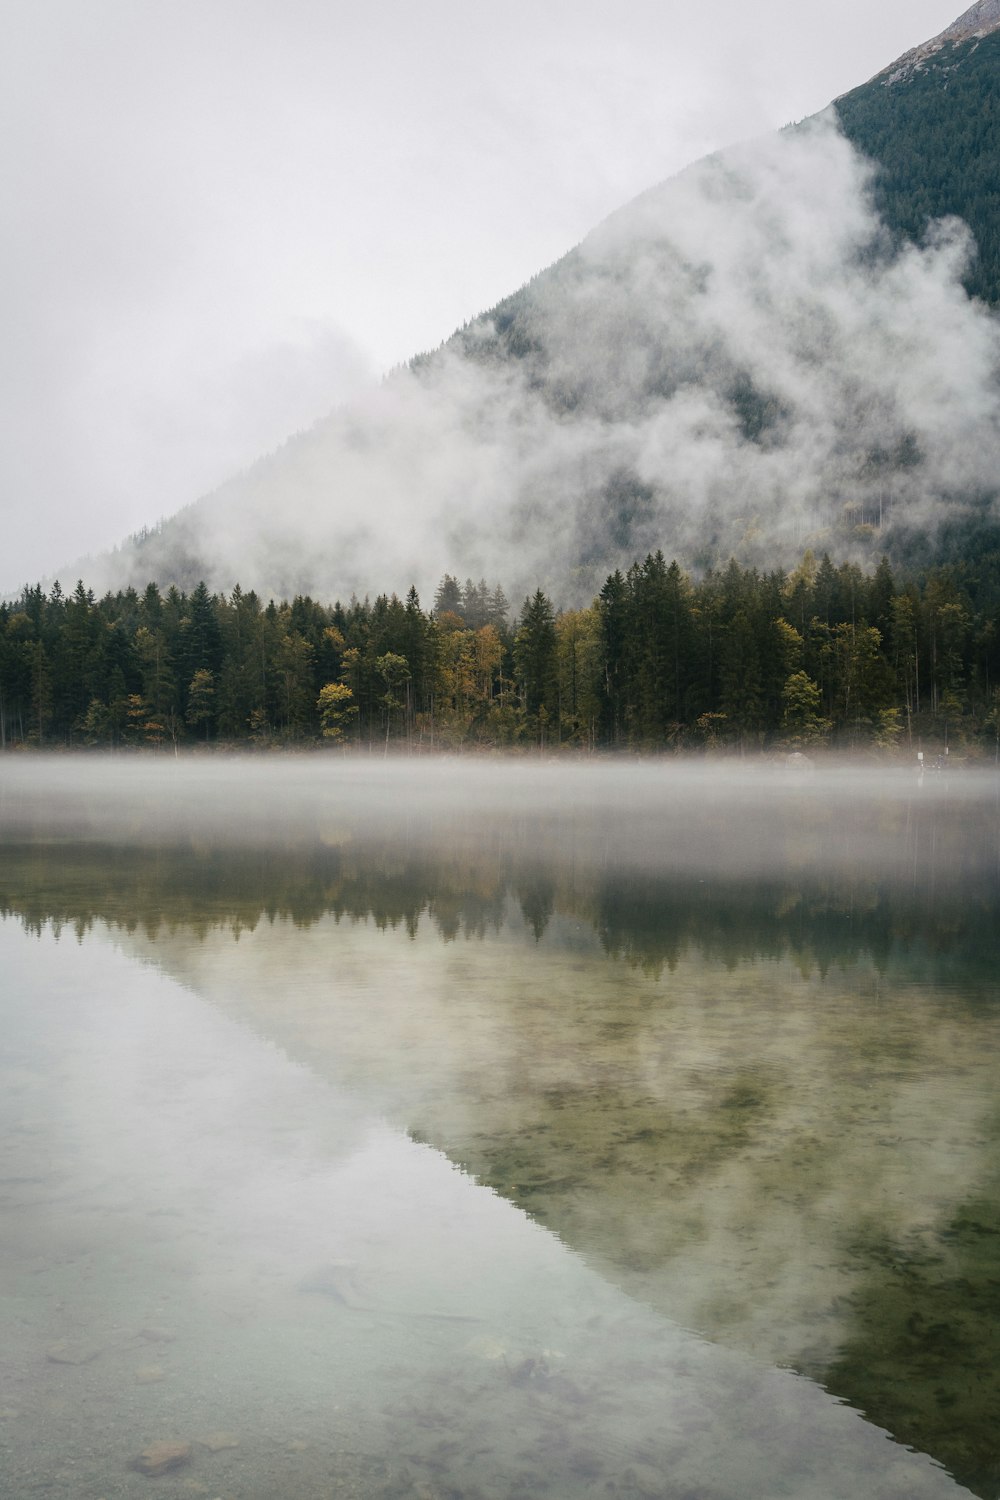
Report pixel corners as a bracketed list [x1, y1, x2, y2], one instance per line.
[514, 590, 557, 740]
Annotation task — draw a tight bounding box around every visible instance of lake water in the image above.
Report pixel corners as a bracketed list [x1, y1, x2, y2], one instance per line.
[1, 758, 998, 1500]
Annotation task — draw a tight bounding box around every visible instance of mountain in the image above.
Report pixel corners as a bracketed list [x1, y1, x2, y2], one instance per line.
[71, 6, 1000, 606]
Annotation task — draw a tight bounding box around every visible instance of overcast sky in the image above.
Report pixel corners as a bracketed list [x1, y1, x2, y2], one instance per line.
[0, 0, 965, 592]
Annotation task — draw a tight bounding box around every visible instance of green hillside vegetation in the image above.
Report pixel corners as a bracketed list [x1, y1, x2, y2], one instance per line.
[836, 30, 1000, 305]
[2, 551, 999, 755]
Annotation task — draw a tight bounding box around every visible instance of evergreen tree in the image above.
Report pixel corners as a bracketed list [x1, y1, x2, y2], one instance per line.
[598, 570, 628, 744]
[514, 590, 558, 740]
[433, 574, 463, 619]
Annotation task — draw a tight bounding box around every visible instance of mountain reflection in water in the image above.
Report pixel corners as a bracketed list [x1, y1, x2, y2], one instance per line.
[1, 759, 998, 1497]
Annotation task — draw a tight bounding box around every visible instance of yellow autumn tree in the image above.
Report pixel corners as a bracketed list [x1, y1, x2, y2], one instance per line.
[317, 681, 358, 740]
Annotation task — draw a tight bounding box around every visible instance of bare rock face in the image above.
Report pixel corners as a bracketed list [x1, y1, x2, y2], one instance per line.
[940, 0, 1000, 42]
[873, 1, 1000, 87]
[130, 1441, 192, 1477]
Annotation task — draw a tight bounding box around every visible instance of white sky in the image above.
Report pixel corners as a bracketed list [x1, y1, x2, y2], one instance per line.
[0, 0, 964, 592]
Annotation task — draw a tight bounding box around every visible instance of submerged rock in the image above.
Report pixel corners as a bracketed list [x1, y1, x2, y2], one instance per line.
[138, 1326, 177, 1344]
[45, 1340, 101, 1365]
[297, 1261, 367, 1307]
[624, 1460, 668, 1497]
[131, 1440, 192, 1476]
[463, 1334, 512, 1362]
[195, 1430, 240, 1452]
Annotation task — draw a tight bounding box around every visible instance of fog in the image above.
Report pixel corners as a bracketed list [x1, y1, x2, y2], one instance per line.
[3, 755, 998, 889]
[77, 113, 1000, 605]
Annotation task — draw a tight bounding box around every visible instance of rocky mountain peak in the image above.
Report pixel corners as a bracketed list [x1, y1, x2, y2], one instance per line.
[938, 0, 1000, 42]
[872, 1, 1000, 87]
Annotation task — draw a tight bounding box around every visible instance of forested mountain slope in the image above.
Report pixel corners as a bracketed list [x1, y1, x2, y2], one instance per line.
[836, 23, 1000, 304]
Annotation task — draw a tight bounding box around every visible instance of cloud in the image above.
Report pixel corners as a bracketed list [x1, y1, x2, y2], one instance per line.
[76, 111, 1000, 605]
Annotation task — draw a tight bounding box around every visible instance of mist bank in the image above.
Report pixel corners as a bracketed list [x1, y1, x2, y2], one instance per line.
[68, 110, 1000, 606]
[2, 758, 999, 891]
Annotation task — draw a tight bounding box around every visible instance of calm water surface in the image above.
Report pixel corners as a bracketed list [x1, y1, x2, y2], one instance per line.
[1, 759, 998, 1499]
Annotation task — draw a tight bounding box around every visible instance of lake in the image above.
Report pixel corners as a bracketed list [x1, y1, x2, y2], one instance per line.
[1, 757, 998, 1499]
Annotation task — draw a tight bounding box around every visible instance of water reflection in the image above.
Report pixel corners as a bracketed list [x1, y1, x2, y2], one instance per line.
[1, 761, 998, 1496]
[7, 918, 976, 1500]
[4, 829, 1000, 993]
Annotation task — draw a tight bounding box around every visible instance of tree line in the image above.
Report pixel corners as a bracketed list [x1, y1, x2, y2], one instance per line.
[1, 551, 998, 754]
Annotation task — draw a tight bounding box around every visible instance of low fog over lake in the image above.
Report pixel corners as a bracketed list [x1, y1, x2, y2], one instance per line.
[2, 758, 998, 1497]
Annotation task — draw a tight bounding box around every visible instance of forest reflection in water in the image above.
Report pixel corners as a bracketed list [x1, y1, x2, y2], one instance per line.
[2, 759, 999, 1497]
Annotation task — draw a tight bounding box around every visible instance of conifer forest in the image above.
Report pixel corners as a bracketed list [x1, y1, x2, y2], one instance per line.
[3, 550, 999, 756]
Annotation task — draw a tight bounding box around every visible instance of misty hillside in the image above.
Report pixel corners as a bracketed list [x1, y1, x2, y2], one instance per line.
[836, 18, 1000, 305]
[74, 4, 1000, 605]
